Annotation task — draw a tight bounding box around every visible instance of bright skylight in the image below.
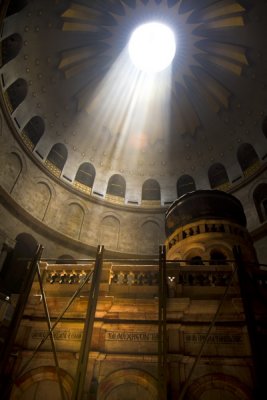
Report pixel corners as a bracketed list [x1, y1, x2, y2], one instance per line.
[128, 22, 176, 73]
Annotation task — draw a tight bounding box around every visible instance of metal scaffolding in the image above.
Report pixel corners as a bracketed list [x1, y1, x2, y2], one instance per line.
[7, 246, 104, 400]
[158, 245, 167, 400]
[0, 244, 44, 399]
[2, 244, 267, 400]
[71, 245, 104, 400]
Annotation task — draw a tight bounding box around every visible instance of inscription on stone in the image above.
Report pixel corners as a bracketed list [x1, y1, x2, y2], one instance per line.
[184, 333, 242, 344]
[106, 331, 158, 342]
[31, 329, 83, 341]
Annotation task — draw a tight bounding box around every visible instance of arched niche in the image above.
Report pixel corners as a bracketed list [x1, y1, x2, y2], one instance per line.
[0, 151, 22, 194]
[139, 220, 160, 254]
[185, 373, 252, 400]
[208, 163, 229, 189]
[22, 116, 45, 150]
[209, 249, 227, 265]
[182, 245, 206, 265]
[253, 183, 267, 223]
[106, 174, 126, 198]
[45, 143, 68, 177]
[105, 383, 155, 400]
[187, 255, 204, 265]
[74, 162, 95, 193]
[98, 369, 158, 400]
[99, 215, 120, 250]
[237, 143, 260, 176]
[5, 78, 27, 112]
[30, 182, 51, 221]
[62, 203, 85, 240]
[177, 175, 196, 197]
[1, 33, 22, 66]
[11, 366, 73, 400]
[142, 179, 161, 202]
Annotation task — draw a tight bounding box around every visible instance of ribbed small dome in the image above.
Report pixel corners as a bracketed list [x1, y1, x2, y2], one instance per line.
[165, 190, 247, 237]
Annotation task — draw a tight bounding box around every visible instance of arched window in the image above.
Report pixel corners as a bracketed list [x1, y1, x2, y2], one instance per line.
[177, 175, 196, 197]
[106, 174, 126, 198]
[237, 143, 260, 175]
[142, 179, 161, 201]
[187, 256, 203, 265]
[210, 250, 227, 265]
[208, 163, 229, 189]
[262, 116, 267, 139]
[22, 116, 44, 149]
[75, 162, 95, 189]
[5, 78, 27, 112]
[253, 183, 267, 223]
[1, 33, 22, 66]
[45, 143, 68, 177]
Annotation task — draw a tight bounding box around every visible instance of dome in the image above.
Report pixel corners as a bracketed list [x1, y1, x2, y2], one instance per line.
[165, 190, 247, 237]
[0, 0, 267, 258]
[1, 0, 267, 201]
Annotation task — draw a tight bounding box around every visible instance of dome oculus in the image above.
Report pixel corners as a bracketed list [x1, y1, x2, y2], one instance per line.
[128, 22, 176, 73]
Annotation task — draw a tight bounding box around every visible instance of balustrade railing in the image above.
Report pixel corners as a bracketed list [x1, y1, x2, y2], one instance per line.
[43, 261, 235, 290]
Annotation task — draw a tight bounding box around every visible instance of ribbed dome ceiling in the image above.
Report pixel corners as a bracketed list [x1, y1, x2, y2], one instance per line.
[1, 0, 267, 205]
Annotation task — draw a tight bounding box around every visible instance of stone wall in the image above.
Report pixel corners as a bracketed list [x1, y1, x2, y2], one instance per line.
[0, 107, 267, 261]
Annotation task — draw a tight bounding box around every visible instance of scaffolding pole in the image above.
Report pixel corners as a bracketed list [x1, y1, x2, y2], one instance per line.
[36, 263, 66, 400]
[233, 245, 267, 400]
[15, 265, 95, 380]
[71, 245, 104, 400]
[158, 245, 167, 400]
[0, 244, 44, 400]
[177, 261, 238, 400]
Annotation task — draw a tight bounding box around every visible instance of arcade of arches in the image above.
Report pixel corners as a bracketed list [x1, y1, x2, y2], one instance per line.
[1, 1, 267, 399]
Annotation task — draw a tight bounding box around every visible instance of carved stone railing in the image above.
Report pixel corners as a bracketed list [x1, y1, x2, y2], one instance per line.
[42, 262, 235, 290]
[43, 263, 94, 284]
[21, 131, 34, 151]
[166, 265, 234, 288]
[167, 220, 249, 251]
[44, 159, 62, 178]
[109, 264, 234, 288]
[110, 270, 158, 286]
[73, 180, 92, 195]
[141, 199, 161, 207]
[105, 193, 125, 205]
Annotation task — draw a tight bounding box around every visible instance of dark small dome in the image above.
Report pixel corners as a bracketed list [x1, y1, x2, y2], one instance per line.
[165, 190, 247, 237]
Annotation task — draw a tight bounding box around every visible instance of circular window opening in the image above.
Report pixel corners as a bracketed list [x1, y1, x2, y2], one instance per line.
[128, 22, 176, 73]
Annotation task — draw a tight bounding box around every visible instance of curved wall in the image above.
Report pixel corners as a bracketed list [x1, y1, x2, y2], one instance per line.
[0, 108, 166, 258]
[0, 102, 267, 261]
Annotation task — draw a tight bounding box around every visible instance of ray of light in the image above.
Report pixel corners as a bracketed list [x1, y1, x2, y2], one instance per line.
[84, 46, 173, 168]
[59, 0, 249, 148]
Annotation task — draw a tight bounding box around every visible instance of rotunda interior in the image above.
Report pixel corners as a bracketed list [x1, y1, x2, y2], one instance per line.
[1, 1, 267, 400]
[0, 0, 267, 261]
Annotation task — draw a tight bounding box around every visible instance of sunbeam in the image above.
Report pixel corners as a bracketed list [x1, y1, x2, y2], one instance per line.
[85, 44, 173, 169]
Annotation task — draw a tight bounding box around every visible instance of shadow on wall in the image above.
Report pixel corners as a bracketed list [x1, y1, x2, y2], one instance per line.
[0, 232, 37, 294]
